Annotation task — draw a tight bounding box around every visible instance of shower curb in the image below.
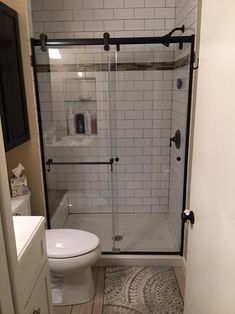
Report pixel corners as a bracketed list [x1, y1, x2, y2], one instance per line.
[95, 255, 182, 267]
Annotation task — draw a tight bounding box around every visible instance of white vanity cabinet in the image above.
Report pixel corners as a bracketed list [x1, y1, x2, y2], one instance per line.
[13, 216, 53, 314]
[24, 263, 52, 314]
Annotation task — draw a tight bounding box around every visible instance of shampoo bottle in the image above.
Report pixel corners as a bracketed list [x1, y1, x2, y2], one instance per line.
[67, 110, 76, 135]
[76, 113, 85, 134]
[91, 112, 97, 134]
[85, 111, 92, 135]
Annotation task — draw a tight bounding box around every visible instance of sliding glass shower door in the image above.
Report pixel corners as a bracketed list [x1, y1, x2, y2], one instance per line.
[110, 42, 192, 253]
[35, 45, 118, 251]
[33, 38, 193, 254]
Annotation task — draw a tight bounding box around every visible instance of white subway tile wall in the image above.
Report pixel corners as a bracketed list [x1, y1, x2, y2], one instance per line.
[31, 0, 176, 38]
[38, 63, 172, 215]
[31, 0, 197, 223]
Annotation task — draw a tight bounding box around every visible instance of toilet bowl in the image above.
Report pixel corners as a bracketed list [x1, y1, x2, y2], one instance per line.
[45, 229, 101, 306]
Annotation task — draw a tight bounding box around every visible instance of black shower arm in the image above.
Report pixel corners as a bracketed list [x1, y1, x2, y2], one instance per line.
[164, 25, 185, 38]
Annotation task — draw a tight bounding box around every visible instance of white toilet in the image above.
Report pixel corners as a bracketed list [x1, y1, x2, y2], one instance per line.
[45, 229, 101, 306]
[10, 193, 101, 306]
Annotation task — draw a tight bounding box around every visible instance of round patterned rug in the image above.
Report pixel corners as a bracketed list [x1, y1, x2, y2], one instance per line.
[103, 266, 183, 314]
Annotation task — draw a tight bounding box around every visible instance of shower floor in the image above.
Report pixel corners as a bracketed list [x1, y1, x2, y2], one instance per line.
[63, 213, 180, 252]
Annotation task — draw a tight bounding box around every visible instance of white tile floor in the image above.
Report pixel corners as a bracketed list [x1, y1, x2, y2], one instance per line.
[63, 213, 180, 252]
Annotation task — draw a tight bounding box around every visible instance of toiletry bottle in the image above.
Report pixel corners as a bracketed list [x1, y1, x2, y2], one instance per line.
[91, 112, 97, 134]
[67, 110, 76, 135]
[85, 111, 92, 135]
[76, 113, 85, 134]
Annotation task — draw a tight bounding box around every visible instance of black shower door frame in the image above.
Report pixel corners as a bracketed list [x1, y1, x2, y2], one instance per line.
[31, 32, 196, 256]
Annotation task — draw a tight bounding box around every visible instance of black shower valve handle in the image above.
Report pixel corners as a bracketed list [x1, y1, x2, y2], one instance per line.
[169, 130, 181, 149]
[170, 136, 177, 147]
[170, 134, 177, 147]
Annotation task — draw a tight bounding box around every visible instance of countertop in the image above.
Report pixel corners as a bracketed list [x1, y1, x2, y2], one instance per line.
[13, 216, 45, 260]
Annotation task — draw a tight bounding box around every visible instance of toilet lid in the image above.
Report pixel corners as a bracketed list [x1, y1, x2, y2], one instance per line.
[46, 229, 100, 259]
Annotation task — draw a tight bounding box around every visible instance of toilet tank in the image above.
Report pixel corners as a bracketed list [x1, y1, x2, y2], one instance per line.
[11, 192, 31, 216]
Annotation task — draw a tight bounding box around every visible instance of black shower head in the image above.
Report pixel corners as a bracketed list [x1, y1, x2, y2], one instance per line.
[162, 25, 185, 47]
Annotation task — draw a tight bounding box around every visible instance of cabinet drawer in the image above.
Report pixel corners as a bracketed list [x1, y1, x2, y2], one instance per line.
[25, 262, 53, 314]
[19, 224, 47, 305]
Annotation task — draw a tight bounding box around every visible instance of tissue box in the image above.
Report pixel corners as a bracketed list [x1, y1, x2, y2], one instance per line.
[10, 175, 29, 197]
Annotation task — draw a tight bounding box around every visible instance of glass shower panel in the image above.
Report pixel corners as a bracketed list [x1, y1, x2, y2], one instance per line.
[35, 45, 116, 252]
[111, 42, 192, 252]
[108, 49, 119, 252]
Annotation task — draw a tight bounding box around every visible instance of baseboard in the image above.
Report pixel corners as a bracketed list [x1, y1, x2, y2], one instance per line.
[95, 254, 183, 267]
[182, 256, 187, 277]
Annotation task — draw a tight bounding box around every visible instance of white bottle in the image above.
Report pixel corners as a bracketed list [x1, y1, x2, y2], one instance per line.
[67, 110, 76, 135]
[85, 111, 92, 135]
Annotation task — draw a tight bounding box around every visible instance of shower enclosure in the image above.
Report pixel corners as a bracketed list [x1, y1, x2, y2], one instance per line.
[31, 30, 195, 254]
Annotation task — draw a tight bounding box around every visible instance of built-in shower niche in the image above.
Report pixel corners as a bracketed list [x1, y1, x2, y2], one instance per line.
[63, 76, 98, 143]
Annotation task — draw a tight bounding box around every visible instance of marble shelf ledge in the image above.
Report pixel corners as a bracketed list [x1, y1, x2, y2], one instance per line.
[64, 100, 96, 103]
[45, 135, 98, 147]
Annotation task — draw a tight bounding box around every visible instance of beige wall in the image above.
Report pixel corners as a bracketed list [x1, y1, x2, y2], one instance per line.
[1, 0, 45, 216]
[184, 0, 235, 312]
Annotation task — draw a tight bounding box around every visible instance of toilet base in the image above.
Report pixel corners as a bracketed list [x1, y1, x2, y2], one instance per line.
[51, 267, 95, 306]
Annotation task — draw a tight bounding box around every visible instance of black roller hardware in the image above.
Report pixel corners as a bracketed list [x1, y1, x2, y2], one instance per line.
[39, 33, 47, 52]
[103, 32, 110, 51]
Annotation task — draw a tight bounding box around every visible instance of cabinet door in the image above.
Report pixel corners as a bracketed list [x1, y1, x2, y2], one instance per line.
[0, 215, 14, 314]
[0, 76, 13, 150]
[25, 263, 53, 314]
[0, 2, 30, 151]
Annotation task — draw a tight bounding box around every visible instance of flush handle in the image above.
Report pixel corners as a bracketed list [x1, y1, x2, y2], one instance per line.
[170, 130, 181, 149]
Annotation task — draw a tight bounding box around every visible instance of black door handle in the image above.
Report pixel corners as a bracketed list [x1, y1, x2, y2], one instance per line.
[182, 210, 195, 224]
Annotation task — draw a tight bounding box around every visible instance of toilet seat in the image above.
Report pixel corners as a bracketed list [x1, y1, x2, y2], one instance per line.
[46, 229, 100, 259]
